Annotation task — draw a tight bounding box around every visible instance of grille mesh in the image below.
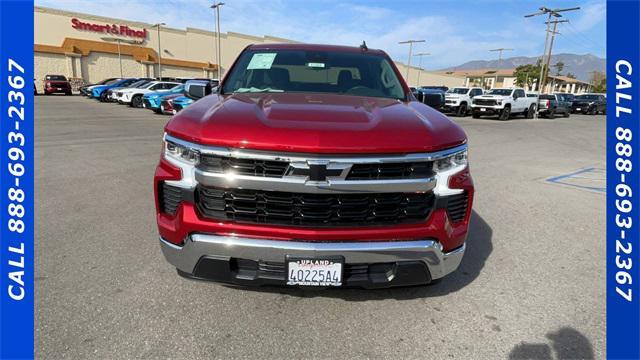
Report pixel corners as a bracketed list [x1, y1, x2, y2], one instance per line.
[347, 162, 433, 180]
[196, 186, 434, 227]
[160, 183, 182, 215]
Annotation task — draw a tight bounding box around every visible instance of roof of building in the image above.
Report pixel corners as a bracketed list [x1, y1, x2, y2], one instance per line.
[547, 75, 590, 85]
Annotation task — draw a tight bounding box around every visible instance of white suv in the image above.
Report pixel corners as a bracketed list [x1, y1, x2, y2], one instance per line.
[116, 81, 181, 108]
[444, 87, 484, 117]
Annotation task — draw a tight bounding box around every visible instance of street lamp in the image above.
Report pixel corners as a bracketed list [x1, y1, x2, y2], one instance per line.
[398, 40, 425, 85]
[101, 37, 143, 77]
[413, 52, 430, 87]
[210, 2, 225, 79]
[152, 23, 166, 79]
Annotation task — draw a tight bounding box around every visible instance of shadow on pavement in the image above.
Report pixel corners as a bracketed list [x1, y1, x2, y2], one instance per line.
[509, 327, 594, 360]
[225, 210, 493, 301]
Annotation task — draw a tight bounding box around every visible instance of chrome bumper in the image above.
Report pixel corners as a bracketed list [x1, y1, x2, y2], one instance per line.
[160, 234, 465, 281]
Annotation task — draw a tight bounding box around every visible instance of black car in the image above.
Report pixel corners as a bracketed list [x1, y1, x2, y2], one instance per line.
[571, 94, 606, 115]
[415, 87, 447, 110]
[538, 94, 571, 118]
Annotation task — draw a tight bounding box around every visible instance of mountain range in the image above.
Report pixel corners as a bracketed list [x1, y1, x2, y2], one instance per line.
[438, 53, 605, 82]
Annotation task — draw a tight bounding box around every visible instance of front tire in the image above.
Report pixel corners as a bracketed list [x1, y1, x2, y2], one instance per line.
[99, 92, 108, 102]
[456, 103, 467, 117]
[548, 109, 556, 119]
[498, 106, 511, 121]
[131, 95, 143, 108]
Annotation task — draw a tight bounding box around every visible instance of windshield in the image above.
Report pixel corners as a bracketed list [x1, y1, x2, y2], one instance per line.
[46, 75, 67, 81]
[575, 95, 598, 100]
[127, 80, 149, 88]
[222, 49, 406, 100]
[486, 89, 513, 96]
[540, 95, 555, 100]
[448, 88, 469, 94]
[104, 79, 120, 85]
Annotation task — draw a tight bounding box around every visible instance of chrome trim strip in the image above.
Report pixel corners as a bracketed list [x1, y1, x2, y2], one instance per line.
[159, 235, 465, 280]
[165, 134, 467, 163]
[194, 170, 437, 193]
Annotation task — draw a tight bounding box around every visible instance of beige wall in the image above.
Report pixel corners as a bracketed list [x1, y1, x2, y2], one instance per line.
[35, 6, 462, 88]
[34, 53, 67, 92]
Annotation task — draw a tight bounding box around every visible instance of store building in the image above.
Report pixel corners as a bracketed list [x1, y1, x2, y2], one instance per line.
[35, 6, 463, 92]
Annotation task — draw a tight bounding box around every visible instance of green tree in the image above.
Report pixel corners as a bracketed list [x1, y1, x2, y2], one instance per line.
[514, 61, 542, 89]
[553, 61, 565, 76]
[566, 72, 577, 79]
[592, 73, 606, 92]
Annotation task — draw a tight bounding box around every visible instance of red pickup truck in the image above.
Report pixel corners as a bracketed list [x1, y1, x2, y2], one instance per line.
[154, 43, 474, 288]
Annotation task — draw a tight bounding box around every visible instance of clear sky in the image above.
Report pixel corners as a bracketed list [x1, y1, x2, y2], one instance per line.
[35, 0, 606, 69]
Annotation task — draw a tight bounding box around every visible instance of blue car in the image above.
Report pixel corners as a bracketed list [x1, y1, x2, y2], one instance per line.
[169, 95, 195, 113]
[143, 84, 185, 113]
[91, 78, 145, 102]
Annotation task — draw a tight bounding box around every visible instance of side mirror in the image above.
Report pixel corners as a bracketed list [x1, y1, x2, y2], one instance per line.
[185, 82, 212, 100]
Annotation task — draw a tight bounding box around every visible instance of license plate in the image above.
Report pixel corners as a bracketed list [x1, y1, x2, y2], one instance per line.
[576, 108, 581, 111]
[142, 103, 146, 108]
[480, 107, 486, 111]
[286, 257, 343, 286]
[57, 88, 62, 90]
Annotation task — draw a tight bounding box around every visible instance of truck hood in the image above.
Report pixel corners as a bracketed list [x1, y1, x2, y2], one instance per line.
[474, 94, 509, 100]
[165, 93, 466, 154]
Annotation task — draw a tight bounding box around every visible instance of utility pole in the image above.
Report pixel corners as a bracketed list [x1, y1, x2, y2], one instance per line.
[413, 52, 430, 87]
[542, 20, 567, 92]
[489, 48, 513, 88]
[211, 2, 225, 79]
[525, 6, 579, 93]
[152, 23, 166, 79]
[399, 39, 425, 85]
[489, 48, 513, 62]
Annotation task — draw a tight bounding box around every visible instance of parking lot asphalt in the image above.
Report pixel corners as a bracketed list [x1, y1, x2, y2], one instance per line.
[36, 95, 605, 359]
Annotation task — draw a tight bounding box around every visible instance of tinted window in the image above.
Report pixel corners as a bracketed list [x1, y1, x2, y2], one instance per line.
[486, 89, 513, 96]
[223, 49, 406, 100]
[515, 90, 525, 98]
[540, 95, 555, 100]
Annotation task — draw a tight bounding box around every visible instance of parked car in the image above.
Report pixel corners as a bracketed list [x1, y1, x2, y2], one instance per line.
[554, 92, 575, 103]
[155, 43, 474, 288]
[106, 79, 153, 102]
[143, 85, 185, 113]
[159, 93, 184, 115]
[79, 78, 120, 96]
[91, 78, 142, 101]
[571, 94, 606, 115]
[165, 79, 215, 113]
[471, 87, 537, 120]
[444, 87, 484, 117]
[538, 94, 571, 118]
[43, 75, 72, 95]
[116, 81, 181, 107]
[416, 87, 446, 110]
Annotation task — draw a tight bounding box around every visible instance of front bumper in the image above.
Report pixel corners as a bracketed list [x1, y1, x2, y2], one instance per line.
[160, 235, 465, 288]
[471, 105, 503, 115]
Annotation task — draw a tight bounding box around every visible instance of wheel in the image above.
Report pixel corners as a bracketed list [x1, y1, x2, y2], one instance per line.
[456, 103, 467, 117]
[65, 91, 72, 96]
[602, 108, 607, 115]
[472, 111, 480, 119]
[131, 95, 143, 108]
[99, 92, 108, 102]
[548, 110, 556, 119]
[563, 110, 570, 117]
[526, 104, 535, 119]
[498, 106, 511, 120]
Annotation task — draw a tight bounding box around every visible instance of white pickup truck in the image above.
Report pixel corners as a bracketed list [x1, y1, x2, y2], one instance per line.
[443, 87, 484, 117]
[471, 88, 538, 120]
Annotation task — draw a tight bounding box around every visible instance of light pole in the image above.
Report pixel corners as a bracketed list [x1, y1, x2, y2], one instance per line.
[489, 48, 513, 89]
[398, 39, 425, 85]
[211, 2, 225, 79]
[101, 37, 143, 78]
[152, 23, 166, 79]
[413, 52, 430, 87]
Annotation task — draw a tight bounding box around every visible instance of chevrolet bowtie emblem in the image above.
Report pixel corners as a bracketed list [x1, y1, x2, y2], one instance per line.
[289, 164, 344, 182]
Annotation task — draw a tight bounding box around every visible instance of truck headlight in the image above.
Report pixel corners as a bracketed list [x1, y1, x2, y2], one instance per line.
[164, 139, 199, 164]
[434, 149, 467, 172]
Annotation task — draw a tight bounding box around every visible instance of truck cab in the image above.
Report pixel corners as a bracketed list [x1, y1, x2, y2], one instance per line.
[471, 87, 537, 120]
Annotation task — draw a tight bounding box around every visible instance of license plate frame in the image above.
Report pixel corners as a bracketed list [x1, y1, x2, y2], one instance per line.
[286, 256, 344, 287]
[480, 107, 487, 112]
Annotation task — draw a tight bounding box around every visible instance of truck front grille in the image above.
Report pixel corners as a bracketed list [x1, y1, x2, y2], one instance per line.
[160, 183, 182, 215]
[346, 162, 433, 180]
[196, 186, 434, 227]
[198, 155, 289, 177]
[474, 99, 497, 106]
